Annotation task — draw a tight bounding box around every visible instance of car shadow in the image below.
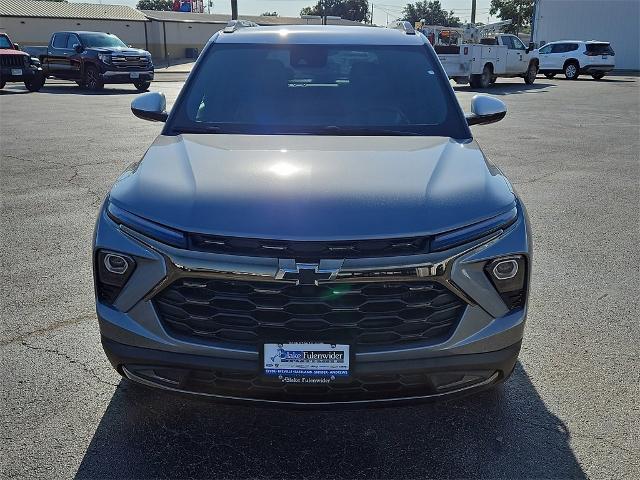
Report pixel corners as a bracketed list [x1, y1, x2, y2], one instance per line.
[37, 84, 143, 95]
[453, 82, 554, 95]
[75, 363, 585, 479]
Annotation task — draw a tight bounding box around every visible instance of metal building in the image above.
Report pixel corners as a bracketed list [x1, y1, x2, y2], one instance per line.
[533, 0, 640, 70]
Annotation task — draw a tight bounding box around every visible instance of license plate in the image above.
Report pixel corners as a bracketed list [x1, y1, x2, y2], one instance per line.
[264, 343, 350, 383]
[11, 69, 22, 76]
[602, 55, 608, 59]
[130, 72, 140, 79]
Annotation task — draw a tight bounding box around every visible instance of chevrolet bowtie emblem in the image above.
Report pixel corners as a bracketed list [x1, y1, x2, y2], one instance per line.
[276, 262, 340, 286]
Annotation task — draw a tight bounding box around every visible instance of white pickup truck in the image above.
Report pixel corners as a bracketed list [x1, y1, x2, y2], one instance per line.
[435, 34, 539, 88]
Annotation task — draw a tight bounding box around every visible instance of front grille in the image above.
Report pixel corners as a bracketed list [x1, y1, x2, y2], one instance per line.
[111, 56, 150, 69]
[188, 234, 430, 259]
[154, 277, 466, 349]
[0, 55, 26, 67]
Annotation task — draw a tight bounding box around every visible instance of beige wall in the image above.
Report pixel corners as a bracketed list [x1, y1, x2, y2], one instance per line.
[146, 20, 223, 60]
[0, 17, 148, 50]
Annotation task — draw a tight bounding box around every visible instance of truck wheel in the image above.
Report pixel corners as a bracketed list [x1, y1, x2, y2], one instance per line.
[133, 80, 151, 92]
[490, 75, 497, 85]
[470, 65, 492, 89]
[524, 62, 538, 85]
[0, 80, 5, 90]
[564, 61, 579, 80]
[85, 66, 104, 91]
[591, 72, 606, 80]
[544, 72, 556, 79]
[24, 73, 45, 92]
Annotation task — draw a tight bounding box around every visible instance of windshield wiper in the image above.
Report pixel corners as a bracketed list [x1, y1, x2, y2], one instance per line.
[173, 125, 224, 134]
[320, 126, 421, 136]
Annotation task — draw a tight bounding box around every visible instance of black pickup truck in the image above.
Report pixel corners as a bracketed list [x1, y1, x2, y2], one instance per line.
[27, 31, 154, 91]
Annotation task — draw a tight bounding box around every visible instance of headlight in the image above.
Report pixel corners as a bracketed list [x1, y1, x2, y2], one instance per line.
[485, 255, 527, 310]
[97, 53, 111, 64]
[431, 206, 517, 252]
[107, 201, 187, 248]
[96, 250, 136, 304]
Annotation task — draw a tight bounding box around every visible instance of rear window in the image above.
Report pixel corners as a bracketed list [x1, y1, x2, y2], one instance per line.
[586, 43, 614, 55]
[168, 43, 469, 138]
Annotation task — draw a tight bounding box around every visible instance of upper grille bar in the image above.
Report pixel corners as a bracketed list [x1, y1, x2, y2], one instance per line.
[188, 234, 430, 259]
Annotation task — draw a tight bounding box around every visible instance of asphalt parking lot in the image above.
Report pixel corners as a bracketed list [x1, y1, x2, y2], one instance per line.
[1, 74, 638, 479]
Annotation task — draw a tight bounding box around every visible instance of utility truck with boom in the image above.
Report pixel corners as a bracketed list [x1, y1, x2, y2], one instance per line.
[421, 21, 539, 88]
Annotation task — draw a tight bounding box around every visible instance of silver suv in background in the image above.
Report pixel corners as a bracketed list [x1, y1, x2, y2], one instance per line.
[93, 21, 532, 406]
[538, 40, 615, 80]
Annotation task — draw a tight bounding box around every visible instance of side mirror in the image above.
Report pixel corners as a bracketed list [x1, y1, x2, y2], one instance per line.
[131, 91, 168, 122]
[465, 95, 507, 126]
[13, 43, 21, 51]
[73, 44, 84, 53]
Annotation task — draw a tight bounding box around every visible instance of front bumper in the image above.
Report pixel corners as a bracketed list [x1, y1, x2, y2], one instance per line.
[94, 199, 532, 405]
[0, 65, 41, 82]
[101, 69, 154, 83]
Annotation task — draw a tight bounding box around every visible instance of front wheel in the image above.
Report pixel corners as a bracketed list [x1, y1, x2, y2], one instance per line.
[85, 66, 104, 91]
[24, 72, 45, 92]
[544, 72, 556, 79]
[133, 80, 151, 92]
[524, 62, 538, 84]
[591, 72, 606, 80]
[564, 62, 579, 80]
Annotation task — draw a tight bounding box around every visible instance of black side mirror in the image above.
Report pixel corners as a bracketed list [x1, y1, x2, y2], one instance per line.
[13, 43, 21, 51]
[73, 44, 84, 54]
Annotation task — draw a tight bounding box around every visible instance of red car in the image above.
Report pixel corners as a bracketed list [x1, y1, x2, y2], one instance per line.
[0, 32, 44, 91]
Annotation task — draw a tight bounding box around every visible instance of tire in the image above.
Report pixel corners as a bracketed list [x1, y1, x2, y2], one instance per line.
[564, 61, 579, 80]
[524, 62, 538, 85]
[84, 65, 104, 91]
[490, 75, 497, 85]
[133, 80, 151, 92]
[591, 72, 606, 80]
[544, 72, 556, 79]
[470, 64, 492, 89]
[0, 80, 5, 90]
[24, 72, 45, 92]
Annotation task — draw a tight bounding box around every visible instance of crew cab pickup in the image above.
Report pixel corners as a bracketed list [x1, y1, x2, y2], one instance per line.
[27, 31, 154, 91]
[0, 32, 44, 91]
[436, 34, 539, 88]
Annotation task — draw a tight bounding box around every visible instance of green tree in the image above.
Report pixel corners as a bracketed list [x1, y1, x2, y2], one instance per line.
[136, 0, 173, 11]
[300, 0, 370, 23]
[401, 1, 461, 27]
[489, 0, 534, 34]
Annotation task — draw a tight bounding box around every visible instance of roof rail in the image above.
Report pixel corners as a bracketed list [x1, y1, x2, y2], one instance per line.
[390, 20, 416, 35]
[223, 19, 259, 33]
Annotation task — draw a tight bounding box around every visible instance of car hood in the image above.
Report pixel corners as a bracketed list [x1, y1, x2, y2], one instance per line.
[109, 135, 515, 240]
[0, 48, 28, 56]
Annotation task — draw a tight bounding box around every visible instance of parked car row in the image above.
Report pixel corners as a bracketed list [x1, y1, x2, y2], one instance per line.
[1, 30, 154, 93]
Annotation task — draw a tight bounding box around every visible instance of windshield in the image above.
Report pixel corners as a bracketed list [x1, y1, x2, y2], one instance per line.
[79, 33, 127, 48]
[168, 43, 468, 137]
[0, 35, 13, 49]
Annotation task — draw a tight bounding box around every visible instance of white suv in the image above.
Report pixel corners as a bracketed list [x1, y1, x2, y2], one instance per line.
[537, 40, 615, 80]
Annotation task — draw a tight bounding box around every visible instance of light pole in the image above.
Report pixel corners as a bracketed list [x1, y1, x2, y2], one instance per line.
[231, 0, 238, 20]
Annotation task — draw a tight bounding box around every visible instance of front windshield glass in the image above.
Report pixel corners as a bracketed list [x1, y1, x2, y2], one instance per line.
[79, 33, 127, 48]
[168, 43, 468, 137]
[0, 35, 13, 49]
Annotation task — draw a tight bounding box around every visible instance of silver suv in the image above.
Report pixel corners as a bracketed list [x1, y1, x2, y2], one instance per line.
[93, 21, 532, 406]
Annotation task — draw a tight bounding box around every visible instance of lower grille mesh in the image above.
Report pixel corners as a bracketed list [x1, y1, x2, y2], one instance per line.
[153, 277, 466, 348]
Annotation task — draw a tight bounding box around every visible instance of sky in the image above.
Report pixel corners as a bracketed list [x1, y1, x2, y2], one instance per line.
[74, 0, 496, 27]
